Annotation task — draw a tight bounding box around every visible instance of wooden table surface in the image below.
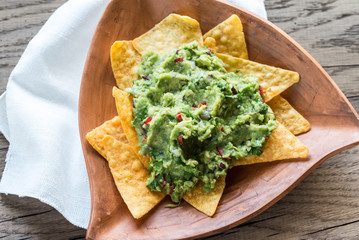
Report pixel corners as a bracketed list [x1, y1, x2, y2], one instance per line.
[1, 0, 358, 239]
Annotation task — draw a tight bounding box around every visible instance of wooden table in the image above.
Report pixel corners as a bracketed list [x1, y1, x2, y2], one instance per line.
[1, 0, 358, 239]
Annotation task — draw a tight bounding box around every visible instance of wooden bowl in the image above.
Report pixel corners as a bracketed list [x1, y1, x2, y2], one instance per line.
[79, 0, 359, 239]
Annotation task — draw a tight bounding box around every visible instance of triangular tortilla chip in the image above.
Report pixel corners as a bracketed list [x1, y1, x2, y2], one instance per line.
[234, 122, 309, 166]
[268, 95, 311, 135]
[112, 87, 151, 169]
[110, 41, 142, 90]
[183, 176, 226, 216]
[217, 53, 300, 102]
[86, 116, 128, 158]
[132, 13, 203, 55]
[102, 136, 165, 219]
[204, 15, 248, 59]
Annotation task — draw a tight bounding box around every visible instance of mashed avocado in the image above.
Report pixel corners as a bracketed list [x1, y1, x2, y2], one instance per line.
[127, 41, 276, 203]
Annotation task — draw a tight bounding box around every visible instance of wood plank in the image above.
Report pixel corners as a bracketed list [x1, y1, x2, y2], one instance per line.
[0, 0, 68, 91]
[265, 0, 359, 67]
[0, 195, 85, 239]
[324, 66, 359, 99]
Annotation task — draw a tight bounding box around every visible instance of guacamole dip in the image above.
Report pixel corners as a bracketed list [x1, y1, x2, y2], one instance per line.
[127, 41, 276, 203]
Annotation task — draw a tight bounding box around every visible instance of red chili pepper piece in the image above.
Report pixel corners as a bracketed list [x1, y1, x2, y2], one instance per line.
[217, 146, 224, 156]
[199, 103, 202, 108]
[220, 126, 224, 132]
[259, 85, 264, 95]
[176, 113, 183, 122]
[265, 136, 269, 141]
[209, 49, 214, 52]
[217, 146, 230, 160]
[144, 116, 152, 125]
[169, 183, 176, 195]
[259, 85, 266, 102]
[201, 101, 207, 106]
[161, 180, 167, 187]
[178, 135, 184, 146]
[174, 57, 183, 63]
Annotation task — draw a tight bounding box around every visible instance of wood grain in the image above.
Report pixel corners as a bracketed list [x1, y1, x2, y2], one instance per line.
[1, 0, 359, 239]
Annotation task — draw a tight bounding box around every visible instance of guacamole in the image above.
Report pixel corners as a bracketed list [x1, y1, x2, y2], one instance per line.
[127, 41, 276, 203]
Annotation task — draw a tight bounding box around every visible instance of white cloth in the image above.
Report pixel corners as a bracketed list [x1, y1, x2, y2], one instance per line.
[226, 0, 267, 19]
[0, 0, 267, 229]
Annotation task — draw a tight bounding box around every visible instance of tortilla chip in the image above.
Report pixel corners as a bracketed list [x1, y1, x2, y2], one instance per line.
[217, 53, 300, 102]
[86, 116, 128, 158]
[268, 95, 311, 135]
[110, 41, 142, 90]
[183, 176, 226, 216]
[102, 136, 165, 219]
[132, 13, 203, 55]
[203, 36, 216, 50]
[112, 87, 151, 169]
[234, 122, 309, 166]
[204, 15, 248, 59]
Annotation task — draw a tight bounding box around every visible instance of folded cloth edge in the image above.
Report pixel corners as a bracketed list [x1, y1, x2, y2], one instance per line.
[0, 93, 9, 140]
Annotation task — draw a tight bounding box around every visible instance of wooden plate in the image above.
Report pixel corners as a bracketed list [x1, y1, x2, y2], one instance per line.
[79, 0, 359, 239]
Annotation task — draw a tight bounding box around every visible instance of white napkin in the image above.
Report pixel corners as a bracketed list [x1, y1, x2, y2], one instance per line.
[0, 0, 267, 229]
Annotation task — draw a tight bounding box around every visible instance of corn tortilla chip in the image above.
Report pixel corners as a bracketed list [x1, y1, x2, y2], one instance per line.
[268, 95, 311, 135]
[132, 13, 203, 55]
[234, 122, 309, 166]
[217, 53, 300, 102]
[204, 15, 248, 59]
[183, 176, 226, 216]
[110, 41, 142, 90]
[102, 136, 165, 219]
[86, 116, 128, 158]
[112, 87, 151, 169]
